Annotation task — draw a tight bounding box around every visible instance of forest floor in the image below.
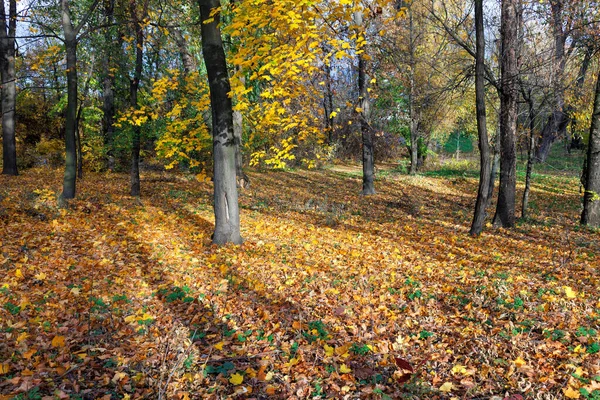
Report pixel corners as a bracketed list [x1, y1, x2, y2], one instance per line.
[1, 154, 599, 399]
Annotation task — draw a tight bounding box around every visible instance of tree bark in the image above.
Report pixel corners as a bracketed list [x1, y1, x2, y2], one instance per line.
[535, 0, 568, 163]
[408, 4, 418, 175]
[493, 0, 521, 228]
[521, 88, 535, 219]
[488, 129, 500, 200]
[75, 57, 94, 179]
[0, 0, 17, 175]
[173, 27, 196, 74]
[61, 0, 78, 199]
[322, 44, 334, 143]
[470, 0, 491, 236]
[355, 11, 375, 195]
[232, 104, 249, 188]
[101, 0, 116, 171]
[198, 0, 243, 245]
[129, 0, 148, 197]
[581, 66, 600, 227]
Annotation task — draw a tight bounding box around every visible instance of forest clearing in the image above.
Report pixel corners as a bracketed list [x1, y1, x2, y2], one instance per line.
[1, 157, 599, 399]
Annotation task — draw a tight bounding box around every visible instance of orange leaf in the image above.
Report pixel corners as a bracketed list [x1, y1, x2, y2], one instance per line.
[51, 335, 66, 348]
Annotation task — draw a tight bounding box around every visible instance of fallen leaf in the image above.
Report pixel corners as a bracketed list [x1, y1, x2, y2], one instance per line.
[513, 357, 526, 367]
[439, 382, 454, 393]
[0, 363, 9, 375]
[564, 286, 577, 299]
[229, 372, 244, 385]
[563, 386, 580, 399]
[340, 364, 352, 374]
[51, 335, 66, 348]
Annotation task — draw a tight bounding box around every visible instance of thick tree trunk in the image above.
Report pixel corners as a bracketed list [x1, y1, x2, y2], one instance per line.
[355, 12, 374, 195]
[129, 0, 147, 197]
[61, 0, 78, 199]
[522, 89, 535, 219]
[0, 0, 17, 175]
[199, 0, 243, 245]
[470, 0, 491, 236]
[581, 67, 600, 227]
[359, 54, 375, 195]
[493, 0, 521, 228]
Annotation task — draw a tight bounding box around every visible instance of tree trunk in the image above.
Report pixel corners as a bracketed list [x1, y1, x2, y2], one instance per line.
[129, 0, 147, 197]
[61, 0, 78, 199]
[408, 4, 418, 175]
[0, 0, 17, 175]
[102, 0, 116, 171]
[488, 137, 499, 200]
[569, 45, 593, 152]
[75, 57, 94, 179]
[233, 105, 249, 188]
[522, 89, 535, 220]
[581, 66, 600, 227]
[355, 11, 375, 195]
[493, 0, 521, 228]
[322, 44, 334, 143]
[469, 0, 491, 236]
[173, 27, 196, 74]
[232, 68, 248, 188]
[199, 0, 243, 245]
[535, 0, 568, 163]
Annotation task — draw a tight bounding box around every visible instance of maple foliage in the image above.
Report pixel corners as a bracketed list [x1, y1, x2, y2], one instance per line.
[1, 164, 599, 398]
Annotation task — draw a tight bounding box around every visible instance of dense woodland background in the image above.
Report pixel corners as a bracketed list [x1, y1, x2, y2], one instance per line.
[1, 0, 600, 398]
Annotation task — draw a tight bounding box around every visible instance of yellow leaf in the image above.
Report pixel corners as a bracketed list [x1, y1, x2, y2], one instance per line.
[124, 315, 137, 323]
[324, 344, 334, 357]
[16, 332, 29, 344]
[51, 335, 66, 348]
[451, 364, 466, 375]
[564, 286, 577, 299]
[439, 382, 453, 393]
[339, 364, 352, 374]
[285, 357, 300, 368]
[0, 363, 10, 375]
[513, 357, 526, 367]
[563, 386, 580, 398]
[335, 343, 352, 357]
[214, 342, 224, 350]
[15, 268, 23, 279]
[229, 372, 244, 385]
[34, 272, 46, 280]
